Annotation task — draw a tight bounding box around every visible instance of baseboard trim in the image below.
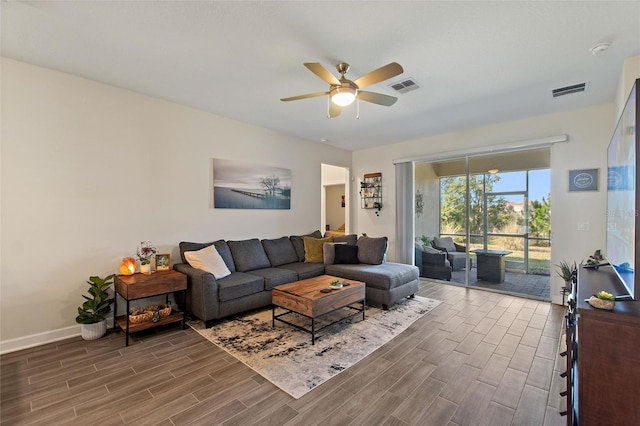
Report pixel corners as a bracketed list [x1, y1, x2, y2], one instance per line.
[0, 318, 115, 354]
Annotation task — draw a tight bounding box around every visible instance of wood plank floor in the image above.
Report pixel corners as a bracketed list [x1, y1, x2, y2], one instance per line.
[1, 280, 568, 425]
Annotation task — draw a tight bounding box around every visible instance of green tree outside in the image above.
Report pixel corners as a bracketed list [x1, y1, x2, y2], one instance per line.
[529, 195, 551, 245]
[440, 174, 515, 235]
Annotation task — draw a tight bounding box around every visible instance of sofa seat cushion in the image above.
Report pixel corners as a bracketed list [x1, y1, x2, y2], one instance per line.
[227, 238, 271, 272]
[246, 267, 299, 290]
[279, 262, 326, 280]
[217, 272, 264, 302]
[325, 262, 419, 291]
[262, 237, 299, 267]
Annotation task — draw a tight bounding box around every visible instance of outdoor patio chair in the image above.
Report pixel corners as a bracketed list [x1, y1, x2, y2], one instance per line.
[432, 236, 472, 271]
[415, 244, 452, 281]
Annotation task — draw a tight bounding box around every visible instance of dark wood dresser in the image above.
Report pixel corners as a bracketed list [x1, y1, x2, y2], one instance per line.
[568, 266, 640, 425]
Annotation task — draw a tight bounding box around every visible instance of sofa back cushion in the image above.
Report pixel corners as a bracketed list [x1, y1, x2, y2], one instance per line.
[227, 238, 271, 272]
[433, 236, 456, 252]
[262, 237, 299, 267]
[332, 233, 358, 245]
[290, 230, 323, 261]
[356, 236, 388, 265]
[179, 240, 236, 273]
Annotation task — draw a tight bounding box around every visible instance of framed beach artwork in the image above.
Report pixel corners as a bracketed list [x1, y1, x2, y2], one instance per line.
[213, 159, 292, 209]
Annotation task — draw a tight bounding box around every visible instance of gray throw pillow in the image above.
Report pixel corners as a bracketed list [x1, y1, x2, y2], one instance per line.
[356, 236, 388, 265]
[323, 242, 347, 265]
[424, 246, 444, 255]
[433, 236, 456, 252]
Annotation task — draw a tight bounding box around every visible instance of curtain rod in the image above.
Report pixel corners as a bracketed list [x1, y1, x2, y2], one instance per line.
[392, 134, 568, 164]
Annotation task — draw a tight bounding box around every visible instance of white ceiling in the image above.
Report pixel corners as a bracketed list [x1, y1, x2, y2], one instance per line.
[3, 1, 640, 151]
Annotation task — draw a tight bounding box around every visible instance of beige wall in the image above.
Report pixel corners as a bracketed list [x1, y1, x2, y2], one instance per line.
[325, 185, 346, 231]
[0, 58, 351, 351]
[414, 163, 439, 242]
[352, 103, 615, 304]
[615, 55, 640, 118]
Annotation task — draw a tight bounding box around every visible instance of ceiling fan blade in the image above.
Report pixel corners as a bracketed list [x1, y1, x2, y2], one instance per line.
[358, 91, 398, 106]
[353, 62, 404, 89]
[328, 102, 342, 118]
[304, 62, 341, 85]
[280, 91, 329, 102]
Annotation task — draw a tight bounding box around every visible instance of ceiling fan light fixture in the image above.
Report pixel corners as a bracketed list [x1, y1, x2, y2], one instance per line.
[330, 86, 357, 106]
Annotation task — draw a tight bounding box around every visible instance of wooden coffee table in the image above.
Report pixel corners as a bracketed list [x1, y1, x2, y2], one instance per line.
[272, 275, 365, 344]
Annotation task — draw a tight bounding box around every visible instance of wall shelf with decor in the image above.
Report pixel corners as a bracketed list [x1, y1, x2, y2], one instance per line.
[360, 172, 382, 216]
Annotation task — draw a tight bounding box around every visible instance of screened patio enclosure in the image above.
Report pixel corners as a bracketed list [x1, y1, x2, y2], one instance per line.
[415, 148, 551, 300]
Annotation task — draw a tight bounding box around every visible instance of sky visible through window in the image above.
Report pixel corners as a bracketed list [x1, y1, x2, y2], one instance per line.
[490, 169, 550, 202]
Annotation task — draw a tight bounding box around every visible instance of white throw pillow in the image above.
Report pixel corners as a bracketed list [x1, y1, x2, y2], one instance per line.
[184, 244, 231, 279]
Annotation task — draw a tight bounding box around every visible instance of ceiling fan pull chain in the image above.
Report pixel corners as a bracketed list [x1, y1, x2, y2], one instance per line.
[356, 96, 360, 119]
[327, 95, 331, 119]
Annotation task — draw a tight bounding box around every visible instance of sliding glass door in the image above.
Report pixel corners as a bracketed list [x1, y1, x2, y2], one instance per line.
[415, 148, 551, 300]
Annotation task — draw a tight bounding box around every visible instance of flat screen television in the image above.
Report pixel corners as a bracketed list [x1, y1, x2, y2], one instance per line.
[606, 78, 639, 300]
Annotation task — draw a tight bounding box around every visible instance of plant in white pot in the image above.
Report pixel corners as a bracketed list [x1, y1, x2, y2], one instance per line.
[75, 274, 115, 340]
[137, 241, 157, 274]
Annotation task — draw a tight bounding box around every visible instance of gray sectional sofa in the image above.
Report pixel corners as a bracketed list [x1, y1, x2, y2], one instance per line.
[173, 231, 419, 327]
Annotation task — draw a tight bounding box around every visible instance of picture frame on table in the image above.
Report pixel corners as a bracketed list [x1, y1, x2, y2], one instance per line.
[155, 253, 170, 271]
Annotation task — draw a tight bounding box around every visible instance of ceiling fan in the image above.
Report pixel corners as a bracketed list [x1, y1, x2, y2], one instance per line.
[281, 62, 404, 118]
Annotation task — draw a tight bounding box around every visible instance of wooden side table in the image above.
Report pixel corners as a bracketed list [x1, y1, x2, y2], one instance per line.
[114, 270, 187, 346]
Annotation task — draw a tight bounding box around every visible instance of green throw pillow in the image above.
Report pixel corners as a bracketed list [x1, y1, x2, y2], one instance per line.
[303, 236, 333, 263]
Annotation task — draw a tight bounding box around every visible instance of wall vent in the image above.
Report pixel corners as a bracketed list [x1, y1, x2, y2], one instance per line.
[552, 82, 587, 97]
[389, 78, 420, 94]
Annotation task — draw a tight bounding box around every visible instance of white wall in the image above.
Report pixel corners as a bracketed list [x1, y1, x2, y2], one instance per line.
[615, 55, 640, 118]
[415, 163, 440, 241]
[325, 184, 345, 231]
[352, 103, 615, 304]
[0, 58, 351, 350]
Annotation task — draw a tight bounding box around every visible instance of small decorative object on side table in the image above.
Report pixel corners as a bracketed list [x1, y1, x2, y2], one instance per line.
[136, 241, 157, 274]
[588, 290, 615, 310]
[114, 270, 187, 346]
[119, 257, 136, 275]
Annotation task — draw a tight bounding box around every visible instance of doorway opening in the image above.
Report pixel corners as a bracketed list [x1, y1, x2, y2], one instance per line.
[321, 164, 349, 236]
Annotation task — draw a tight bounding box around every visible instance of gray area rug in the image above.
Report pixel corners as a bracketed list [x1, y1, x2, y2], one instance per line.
[189, 295, 442, 399]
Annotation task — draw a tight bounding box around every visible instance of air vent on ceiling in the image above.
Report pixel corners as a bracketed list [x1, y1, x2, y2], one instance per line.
[552, 82, 587, 98]
[389, 78, 421, 94]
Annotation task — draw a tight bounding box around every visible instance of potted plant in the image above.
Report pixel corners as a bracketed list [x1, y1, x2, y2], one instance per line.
[75, 274, 115, 340]
[555, 259, 576, 289]
[137, 241, 157, 274]
[420, 235, 431, 248]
